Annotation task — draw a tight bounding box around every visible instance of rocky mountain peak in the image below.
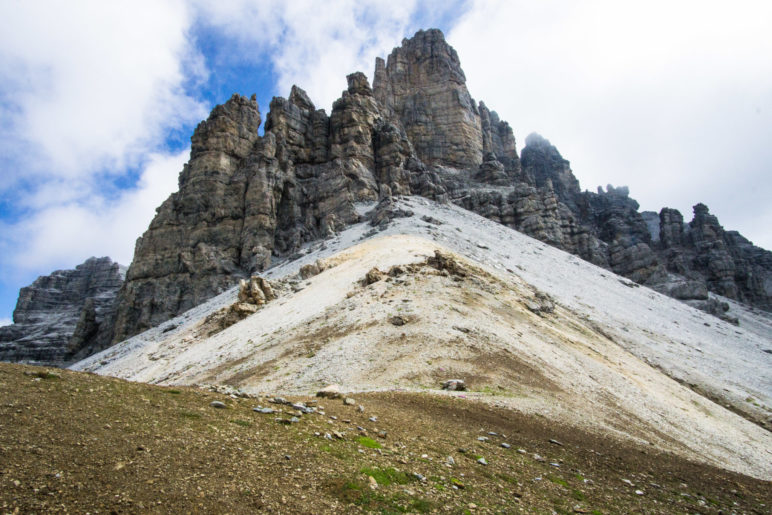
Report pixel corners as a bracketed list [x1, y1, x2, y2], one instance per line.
[373, 28, 482, 169]
[0, 257, 125, 365]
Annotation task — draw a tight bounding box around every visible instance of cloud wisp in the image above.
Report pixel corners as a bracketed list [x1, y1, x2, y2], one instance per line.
[448, 0, 772, 248]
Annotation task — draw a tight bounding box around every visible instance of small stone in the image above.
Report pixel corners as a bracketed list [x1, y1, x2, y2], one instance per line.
[550, 462, 560, 467]
[290, 416, 300, 423]
[477, 457, 488, 465]
[413, 473, 426, 482]
[635, 490, 644, 496]
[533, 454, 545, 462]
[368, 476, 378, 490]
[500, 443, 511, 449]
[477, 436, 489, 442]
[344, 397, 356, 406]
[357, 405, 365, 412]
[284, 455, 291, 460]
[253, 407, 275, 414]
[316, 385, 342, 399]
[487, 431, 498, 436]
[446, 456, 455, 466]
[622, 479, 634, 487]
[210, 401, 227, 409]
[369, 416, 377, 422]
[332, 431, 344, 439]
[377, 430, 388, 439]
[517, 448, 527, 454]
[549, 439, 564, 446]
[442, 379, 466, 391]
[468, 503, 477, 509]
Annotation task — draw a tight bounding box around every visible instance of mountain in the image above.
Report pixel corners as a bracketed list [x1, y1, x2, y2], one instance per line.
[110, 28, 771, 346]
[0, 257, 125, 365]
[1, 27, 771, 512]
[2, 29, 770, 366]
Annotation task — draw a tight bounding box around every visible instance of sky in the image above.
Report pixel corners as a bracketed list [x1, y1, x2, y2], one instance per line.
[0, 0, 770, 325]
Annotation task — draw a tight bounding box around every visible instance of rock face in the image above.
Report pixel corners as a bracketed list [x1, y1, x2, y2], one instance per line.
[107, 27, 771, 344]
[0, 257, 125, 365]
[651, 203, 772, 310]
[7, 28, 768, 360]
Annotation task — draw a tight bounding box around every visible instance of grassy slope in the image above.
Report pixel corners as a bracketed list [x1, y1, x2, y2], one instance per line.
[1, 362, 769, 514]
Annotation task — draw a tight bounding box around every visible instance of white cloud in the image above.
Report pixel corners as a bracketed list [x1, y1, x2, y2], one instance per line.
[7, 149, 187, 271]
[0, 0, 206, 179]
[448, 0, 772, 249]
[192, 0, 427, 111]
[0, 317, 11, 327]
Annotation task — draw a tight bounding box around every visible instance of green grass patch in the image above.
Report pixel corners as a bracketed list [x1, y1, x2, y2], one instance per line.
[230, 419, 251, 428]
[166, 389, 182, 395]
[547, 475, 569, 487]
[328, 477, 431, 513]
[179, 410, 201, 420]
[360, 466, 415, 486]
[497, 472, 518, 484]
[572, 489, 585, 501]
[357, 436, 382, 449]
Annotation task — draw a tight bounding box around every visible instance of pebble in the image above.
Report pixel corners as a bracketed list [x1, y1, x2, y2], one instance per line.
[550, 462, 561, 467]
[369, 416, 377, 422]
[477, 436, 489, 442]
[477, 457, 488, 465]
[635, 490, 644, 496]
[500, 443, 511, 449]
[446, 456, 455, 466]
[621, 479, 634, 487]
[344, 397, 356, 406]
[549, 438, 564, 446]
[413, 473, 426, 482]
[357, 405, 365, 412]
[210, 401, 227, 409]
[368, 476, 378, 490]
[253, 407, 275, 414]
[487, 431, 498, 436]
[517, 448, 527, 454]
[332, 431, 344, 439]
[533, 453, 545, 462]
[284, 455, 291, 460]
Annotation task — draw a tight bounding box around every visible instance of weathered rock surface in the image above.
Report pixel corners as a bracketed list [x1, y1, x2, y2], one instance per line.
[0, 257, 125, 365]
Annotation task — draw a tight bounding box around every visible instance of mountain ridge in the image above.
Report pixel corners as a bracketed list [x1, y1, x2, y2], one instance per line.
[1, 27, 771, 367]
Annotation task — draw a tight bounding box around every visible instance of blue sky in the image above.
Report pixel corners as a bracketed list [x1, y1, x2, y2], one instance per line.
[1, 0, 771, 325]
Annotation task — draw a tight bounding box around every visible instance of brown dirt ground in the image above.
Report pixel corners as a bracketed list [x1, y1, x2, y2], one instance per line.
[0, 362, 769, 514]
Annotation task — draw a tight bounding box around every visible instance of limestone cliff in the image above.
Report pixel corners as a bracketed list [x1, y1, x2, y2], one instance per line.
[0, 257, 125, 365]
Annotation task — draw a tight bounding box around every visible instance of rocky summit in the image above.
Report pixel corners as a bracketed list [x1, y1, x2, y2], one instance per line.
[109, 28, 771, 345]
[0, 257, 125, 365]
[2, 28, 772, 362]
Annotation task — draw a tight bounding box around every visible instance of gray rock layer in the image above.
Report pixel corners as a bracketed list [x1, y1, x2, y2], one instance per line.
[0, 257, 125, 365]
